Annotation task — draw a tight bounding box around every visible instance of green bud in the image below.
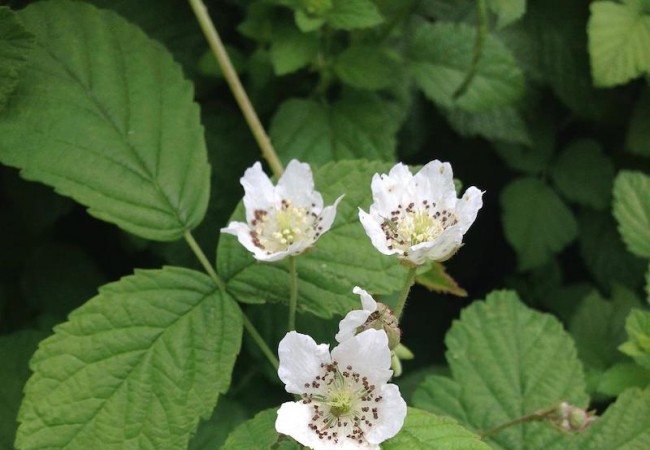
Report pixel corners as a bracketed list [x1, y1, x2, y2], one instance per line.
[356, 303, 401, 350]
[300, 0, 333, 16]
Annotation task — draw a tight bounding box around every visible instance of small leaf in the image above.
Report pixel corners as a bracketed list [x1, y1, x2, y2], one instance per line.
[613, 171, 650, 258]
[626, 87, 650, 157]
[221, 408, 300, 450]
[0, 1, 210, 241]
[415, 262, 467, 297]
[333, 45, 399, 90]
[446, 105, 531, 145]
[326, 0, 383, 30]
[598, 362, 650, 397]
[408, 22, 524, 112]
[269, 23, 319, 75]
[0, 6, 34, 112]
[588, 0, 650, 87]
[619, 309, 650, 370]
[501, 178, 578, 270]
[270, 94, 397, 164]
[487, 0, 526, 29]
[16, 267, 243, 450]
[217, 160, 406, 319]
[383, 407, 490, 450]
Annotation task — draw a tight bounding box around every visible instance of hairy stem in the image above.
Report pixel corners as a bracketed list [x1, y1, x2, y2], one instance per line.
[187, 0, 284, 178]
[479, 405, 558, 439]
[393, 266, 418, 320]
[184, 231, 224, 289]
[239, 304, 280, 370]
[287, 256, 299, 331]
[453, 0, 488, 100]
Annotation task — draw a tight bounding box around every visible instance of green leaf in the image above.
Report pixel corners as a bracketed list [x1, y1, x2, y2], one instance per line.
[415, 262, 467, 297]
[408, 22, 524, 112]
[576, 386, 650, 449]
[383, 407, 490, 450]
[0, 6, 34, 112]
[415, 290, 588, 449]
[613, 171, 650, 258]
[217, 160, 406, 318]
[221, 408, 300, 450]
[620, 309, 650, 370]
[333, 45, 399, 90]
[326, 0, 384, 30]
[188, 398, 248, 450]
[646, 263, 650, 304]
[588, 0, 650, 87]
[269, 94, 397, 165]
[501, 178, 578, 271]
[551, 139, 615, 210]
[446, 105, 531, 145]
[487, 0, 526, 29]
[269, 23, 319, 75]
[626, 87, 650, 157]
[598, 362, 650, 397]
[16, 267, 243, 450]
[0, 1, 210, 241]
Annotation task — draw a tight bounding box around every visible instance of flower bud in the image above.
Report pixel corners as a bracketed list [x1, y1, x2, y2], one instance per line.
[552, 402, 596, 432]
[356, 302, 401, 350]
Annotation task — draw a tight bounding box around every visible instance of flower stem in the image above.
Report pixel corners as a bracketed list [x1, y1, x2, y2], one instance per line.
[453, 0, 488, 100]
[187, 0, 284, 178]
[393, 266, 418, 321]
[479, 405, 558, 439]
[287, 256, 299, 331]
[239, 304, 280, 370]
[184, 231, 224, 289]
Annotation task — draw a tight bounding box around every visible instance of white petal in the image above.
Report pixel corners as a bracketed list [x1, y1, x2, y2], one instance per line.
[455, 186, 483, 232]
[278, 331, 331, 395]
[358, 209, 398, 256]
[410, 226, 463, 264]
[352, 286, 378, 313]
[220, 221, 272, 261]
[365, 383, 407, 444]
[276, 160, 322, 209]
[318, 194, 345, 236]
[331, 329, 392, 386]
[335, 309, 372, 343]
[413, 160, 456, 203]
[240, 162, 277, 221]
[387, 162, 414, 184]
[369, 171, 404, 217]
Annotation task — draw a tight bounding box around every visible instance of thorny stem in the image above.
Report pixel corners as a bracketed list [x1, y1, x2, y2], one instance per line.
[453, 0, 488, 100]
[187, 0, 284, 178]
[479, 405, 558, 439]
[393, 266, 418, 321]
[288, 256, 299, 331]
[184, 231, 279, 371]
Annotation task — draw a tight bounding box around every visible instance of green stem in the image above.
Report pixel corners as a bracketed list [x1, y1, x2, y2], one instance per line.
[287, 256, 299, 331]
[479, 405, 558, 439]
[184, 231, 224, 289]
[239, 304, 280, 371]
[187, 0, 284, 178]
[453, 0, 488, 100]
[393, 266, 418, 320]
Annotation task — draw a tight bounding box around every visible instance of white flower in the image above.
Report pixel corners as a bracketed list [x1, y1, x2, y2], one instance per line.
[276, 329, 407, 450]
[222, 160, 343, 262]
[358, 160, 483, 266]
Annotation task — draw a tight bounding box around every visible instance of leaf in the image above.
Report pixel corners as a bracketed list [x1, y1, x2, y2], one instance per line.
[383, 407, 490, 450]
[188, 398, 248, 450]
[16, 267, 243, 450]
[501, 178, 578, 271]
[487, 0, 526, 29]
[588, 0, 650, 87]
[0, 1, 210, 241]
[627, 87, 650, 157]
[221, 408, 300, 450]
[646, 264, 650, 304]
[269, 23, 319, 75]
[326, 0, 384, 30]
[446, 105, 531, 145]
[613, 171, 650, 258]
[415, 262, 467, 297]
[333, 45, 399, 90]
[619, 309, 650, 370]
[598, 362, 650, 397]
[551, 139, 615, 210]
[408, 22, 525, 112]
[0, 6, 34, 112]
[217, 160, 407, 319]
[415, 290, 588, 449]
[269, 94, 397, 165]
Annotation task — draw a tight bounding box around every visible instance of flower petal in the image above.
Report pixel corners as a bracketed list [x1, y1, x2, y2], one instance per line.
[318, 194, 345, 236]
[410, 226, 463, 264]
[220, 221, 268, 260]
[278, 331, 331, 395]
[276, 160, 323, 209]
[456, 186, 483, 231]
[331, 329, 392, 386]
[335, 309, 372, 343]
[414, 160, 456, 204]
[364, 383, 407, 444]
[358, 208, 398, 256]
[241, 162, 277, 222]
[352, 286, 378, 312]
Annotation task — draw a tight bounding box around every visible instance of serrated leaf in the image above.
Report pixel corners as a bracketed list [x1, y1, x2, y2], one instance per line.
[446, 105, 531, 145]
[333, 45, 399, 90]
[626, 87, 650, 157]
[412, 375, 468, 423]
[188, 398, 248, 450]
[551, 139, 615, 210]
[269, 95, 397, 165]
[0, 6, 34, 112]
[501, 178, 578, 271]
[646, 264, 650, 304]
[417, 290, 588, 449]
[16, 267, 243, 450]
[0, 1, 210, 241]
[415, 262, 467, 297]
[613, 171, 650, 258]
[488, 0, 526, 29]
[619, 309, 650, 370]
[408, 22, 524, 112]
[383, 407, 490, 450]
[217, 160, 406, 319]
[269, 23, 319, 75]
[221, 408, 300, 450]
[598, 362, 650, 396]
[588, 0, 650, 87]
[326, 0, 383, 30]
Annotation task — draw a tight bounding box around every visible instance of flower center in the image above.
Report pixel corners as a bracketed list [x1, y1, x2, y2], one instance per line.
[249, 199, 323, 254]
[301, 361, 383, 445]
[381, 200, 457, 254]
